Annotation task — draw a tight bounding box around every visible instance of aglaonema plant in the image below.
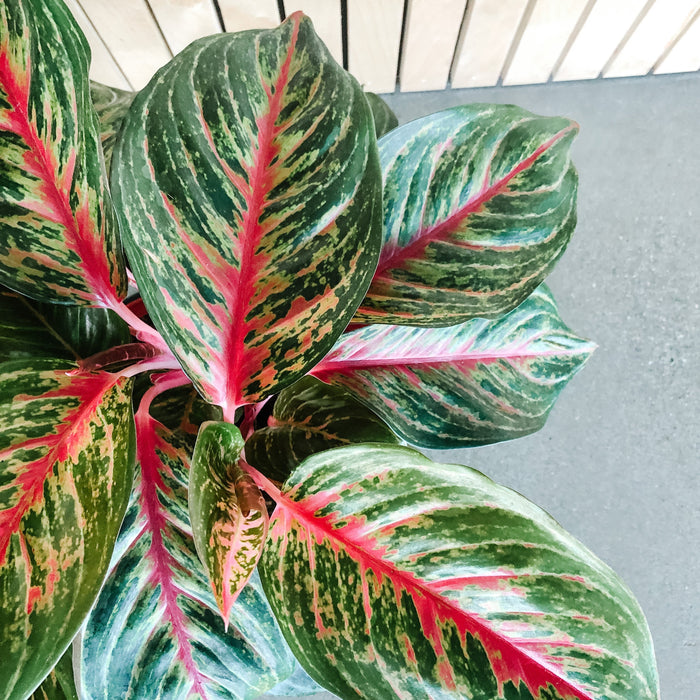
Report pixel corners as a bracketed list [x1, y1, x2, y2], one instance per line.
[0, 1, 659, 699]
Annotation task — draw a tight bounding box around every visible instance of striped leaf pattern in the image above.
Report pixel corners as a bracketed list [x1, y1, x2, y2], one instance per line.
[78, 379, 306, 700]
[0, 0, 126, 306]
[0, 285, 130, 363]
[0, 360, 134, 700]
[365, 92, 398, 138]
[312, 285, 594, 448]
[89, 81, 133, 174]
[30, 648, 77, 700]
[354, 104, 578, 326]
[111, 13, 382, 418]
[190, 421, 269, 625]
[260, 444, 659, 700]
[245, 376, 398, 482]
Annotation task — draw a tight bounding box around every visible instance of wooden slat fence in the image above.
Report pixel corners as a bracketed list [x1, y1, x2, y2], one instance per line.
[72, 0, 700, 92]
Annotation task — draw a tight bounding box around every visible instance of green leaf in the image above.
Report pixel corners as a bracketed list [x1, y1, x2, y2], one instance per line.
[245, 376, 399, 482]
[365, 92, 398, 138]
[259, 444, 659, 700]
[190, 421, 268, 625]
[313, 285, 594, 448]
[0, 360, 135, 700]
[0, 0, 126, 306]
[0, 286, 130, 363]
[89, 81, 134, 174]
[78, 380, 305, 699]
[354, 104, 578, 326]
[30, 648, 78, 700]
[111, 12, 382, 417]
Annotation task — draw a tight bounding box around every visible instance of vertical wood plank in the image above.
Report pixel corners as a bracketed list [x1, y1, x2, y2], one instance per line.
[655, 10, 700, 74]
[503, 0, 588, 85]
[400, 0, 467, 91]
[284, 0, 344, 65]
[77, 0, 171, 89]
[217, 0, 280, 31]
[65, 0, 130, 89]
[605, 0, 700, 78]
[148, 0, 221, 55]
[451, 0, 528, 89]
[347, 0, 403, 93]
[554, 0, 649, 81]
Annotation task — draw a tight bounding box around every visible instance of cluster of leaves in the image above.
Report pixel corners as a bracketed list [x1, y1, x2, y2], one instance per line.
[0, 2, 658, 699]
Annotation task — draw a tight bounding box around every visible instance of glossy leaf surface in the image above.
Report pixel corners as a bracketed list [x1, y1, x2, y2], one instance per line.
[245, 376, 398, 482]
[30, 648, 78, 700]
[0, 360, 134, 700]
[313, 285, 594, 448]
[355, 104, 578, 326]
[0, 286, 130, 363]
[190, 421, 268, 625]
[365, 92, 398, 138]
[260, 444, 659, 700]
[0, 0, 126, 306]
[89, 81, 134, 173]
[78, 380, 305, 699]
[112, 13, 382, 416]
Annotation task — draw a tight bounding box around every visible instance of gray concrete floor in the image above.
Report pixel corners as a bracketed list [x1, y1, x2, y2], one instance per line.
[264, 72, 699, 699]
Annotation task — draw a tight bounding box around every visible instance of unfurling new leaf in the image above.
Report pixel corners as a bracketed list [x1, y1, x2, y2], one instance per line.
[190, 421, 269, 625]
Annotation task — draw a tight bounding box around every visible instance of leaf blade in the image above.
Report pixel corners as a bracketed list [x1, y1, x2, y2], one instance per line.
[0, 285, 130, 363]
[313, 285, 595, 447]
[112, 13, 382, 415]
[259, 444, 659, 700]
[0, 360, 134, 700]
[0, 0, 126, 306]
[190, 421, 269, 625]
[355, 104, 578, 326]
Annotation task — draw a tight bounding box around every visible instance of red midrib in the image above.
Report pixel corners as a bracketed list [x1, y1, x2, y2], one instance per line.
[0, 44, 117, 305]
[136, 378, 209, 699]
[312, 347, 582, 376]
[225, 17, 301, 413]
[373, 125, 576, 280]
[275, 493, 594, 700]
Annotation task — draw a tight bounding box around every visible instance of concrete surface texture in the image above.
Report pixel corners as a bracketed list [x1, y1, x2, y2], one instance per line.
[262, 72, 699, 699]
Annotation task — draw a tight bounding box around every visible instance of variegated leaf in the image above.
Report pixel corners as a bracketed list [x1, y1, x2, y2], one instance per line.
[312, 285, 594, 448]
[78, 379, 309, 699]
[30, 647, 78, 700]
[354, 104, 578, 326]
[259, 444, 659, 700]
[111, 12, 382, 419]
[0, 0, 126, 306]
[365, 92, 398, 138]
[190, 421, 269, 625]
[89, 81, 134, 173]
[245, 375, 398, 482]
[0, 360, 134, 700]
[0, 285, 130, 363]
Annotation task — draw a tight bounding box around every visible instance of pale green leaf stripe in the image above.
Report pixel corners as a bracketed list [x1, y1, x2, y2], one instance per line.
[111, 13, 382, 413]
[355, 104, 578, 326]
[190, 421, 268, 624]
[260, 444, 659, 700]
[0, 360, 134, 700]
[314, 285, 595, 448]
[0, 0, 126, 305]
[78, 388, 312, 700]
[245, 375, 398, 482]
